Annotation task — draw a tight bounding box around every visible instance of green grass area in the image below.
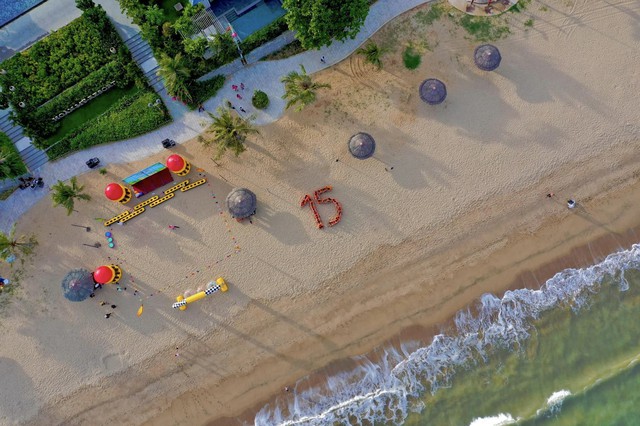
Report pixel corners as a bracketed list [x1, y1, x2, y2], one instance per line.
[261, 40, 306, 61]
[403, 46, 421, 69]
[159, 0, 183, 23]
[458, 14, 510, 42]
[414, 3, 445, 26]
[46, 90, 170, 160]
[43, 85, 139, 147]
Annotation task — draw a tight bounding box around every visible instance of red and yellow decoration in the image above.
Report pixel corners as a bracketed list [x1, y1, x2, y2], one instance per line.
[166, 154, 191, 176]
[93, 264, 123, 284]
[301, 186, 343, 229]
[104, 183, 132, 204]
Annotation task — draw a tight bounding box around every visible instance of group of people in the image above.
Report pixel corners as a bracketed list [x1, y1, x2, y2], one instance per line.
[18, 176, 44, 190]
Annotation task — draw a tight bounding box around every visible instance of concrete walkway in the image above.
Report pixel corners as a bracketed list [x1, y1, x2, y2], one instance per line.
[0, 0, 432, 234]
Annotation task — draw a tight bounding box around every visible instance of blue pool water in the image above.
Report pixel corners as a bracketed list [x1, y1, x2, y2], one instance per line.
[0, 0, 46, 27]
[211, 0, 286, 40]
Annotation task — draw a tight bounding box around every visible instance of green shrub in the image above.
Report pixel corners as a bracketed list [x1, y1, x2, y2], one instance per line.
[0, 132, 27, 180]
[403, 46, 421, 70]
[209, 33, 239, 64]
[524, 18, 534, 27]
[252, 90, 269, 109]
[0, 7, 120, 107]
[188, 74, 226, 108]
[46, 91, 170, 160]
[240, 16, 289, 53]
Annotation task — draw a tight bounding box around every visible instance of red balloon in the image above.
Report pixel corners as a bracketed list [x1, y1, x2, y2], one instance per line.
[166, 154, 186, 172]
[104, 183, 125, 201]
[94, 266, 114, 284]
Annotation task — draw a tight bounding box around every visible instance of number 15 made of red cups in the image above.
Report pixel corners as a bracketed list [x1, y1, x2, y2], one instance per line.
[300, 186, 342, 229]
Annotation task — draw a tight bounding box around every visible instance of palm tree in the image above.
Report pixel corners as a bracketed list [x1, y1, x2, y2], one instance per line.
[157, 53, 192, 103]
[356, 42, 385, 70]
[0, 226, 37, 265]
[198, 107, 259, 160]
[281, 64, 331, 111]
[51, 176, 91, 215]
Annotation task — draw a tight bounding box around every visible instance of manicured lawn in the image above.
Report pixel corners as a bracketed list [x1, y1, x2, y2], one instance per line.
[43, 85, 140, 147]
[159, 0, 184, 23]
[46, 90, 170, 160]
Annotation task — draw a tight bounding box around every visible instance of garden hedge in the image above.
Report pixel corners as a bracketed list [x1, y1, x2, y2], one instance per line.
[0, 132, 27, 180]
[188, 74, 225, 109]
[240, 17, 289, 54]
[45, 90, 170, 160]
[0, 6, 122, 107]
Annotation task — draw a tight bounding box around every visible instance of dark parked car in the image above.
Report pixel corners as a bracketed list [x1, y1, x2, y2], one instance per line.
[86, 158, 100, 169]
[162, 139, 176, 149]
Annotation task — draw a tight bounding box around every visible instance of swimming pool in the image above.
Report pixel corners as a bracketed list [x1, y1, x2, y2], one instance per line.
[0, 0, 46, 27]
[229, 0, 286, 40]
[209, 0, 286, 40]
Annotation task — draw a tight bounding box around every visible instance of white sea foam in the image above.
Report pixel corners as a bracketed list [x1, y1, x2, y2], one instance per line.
[539, 389, 571, 416]
[469, 413, 517, 426]
[255, 244, 640, 426]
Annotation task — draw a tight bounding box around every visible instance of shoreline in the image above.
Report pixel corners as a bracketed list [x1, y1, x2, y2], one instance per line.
[211, 170, 640, 426]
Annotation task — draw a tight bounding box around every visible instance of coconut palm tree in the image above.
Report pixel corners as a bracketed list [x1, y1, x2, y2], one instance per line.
[157, 53, 192, 103]
[356, 42, 385, 70]
[51, 176, 91, 215]
[281, 64, 331, 111]
[198, 107, 259, 160]
[0, 226, 37, 265]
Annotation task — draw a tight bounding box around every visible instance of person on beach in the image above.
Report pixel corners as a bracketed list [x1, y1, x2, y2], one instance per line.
[232, 84, 238, 91]
[105, 313, 111, 319]
[175, 347, 180, 357]
[240, 83, 245, 90]
[567, 199, 576, 209]
[547, 193, 555, 198]
[168, 225, 180, 230]
[320, 56, 326, 63]
[236, 94, 243, 100]
[239, 107, 247, 113]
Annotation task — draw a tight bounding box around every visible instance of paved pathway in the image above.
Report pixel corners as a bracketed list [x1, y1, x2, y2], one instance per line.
[0, 0, 431, 234]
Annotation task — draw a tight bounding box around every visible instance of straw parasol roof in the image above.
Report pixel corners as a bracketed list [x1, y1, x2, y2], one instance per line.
[226, 188, 257, 219]
[419, 79, 447, 105]
[348, 132, 376, 159]
[474, 44, 502, 71]
[61, 269, 95, 302]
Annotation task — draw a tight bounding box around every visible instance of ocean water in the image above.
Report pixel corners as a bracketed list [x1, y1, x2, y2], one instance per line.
[254, 243, 640, 426]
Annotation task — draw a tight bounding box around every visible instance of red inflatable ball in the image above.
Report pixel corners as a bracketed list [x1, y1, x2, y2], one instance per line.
[166, 154, 186, 172]
[104, 183, 125, 201]
[94, 265, 115, 284]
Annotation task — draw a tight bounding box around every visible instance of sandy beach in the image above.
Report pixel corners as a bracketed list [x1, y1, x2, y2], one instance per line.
[1, 0, 639, 424]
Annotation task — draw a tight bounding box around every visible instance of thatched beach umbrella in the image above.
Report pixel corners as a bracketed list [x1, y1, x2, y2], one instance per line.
[226, 188, 257, 219]
[348, 132, 376, 160]
[474, 44, 502, 71]
[61, 269, 95, 302]
[419, 79, 447, 105]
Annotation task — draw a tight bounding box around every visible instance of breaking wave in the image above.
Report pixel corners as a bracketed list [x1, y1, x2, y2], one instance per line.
[468, 413, 518, 426]
[255, 244, 640, 425]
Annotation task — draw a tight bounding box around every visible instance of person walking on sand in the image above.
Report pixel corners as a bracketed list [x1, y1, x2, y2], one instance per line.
[168, 225, 180, 230]
[547, 192, 555, 198]
[175, 347, 180, 357]
[567, 199, 576, 209]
